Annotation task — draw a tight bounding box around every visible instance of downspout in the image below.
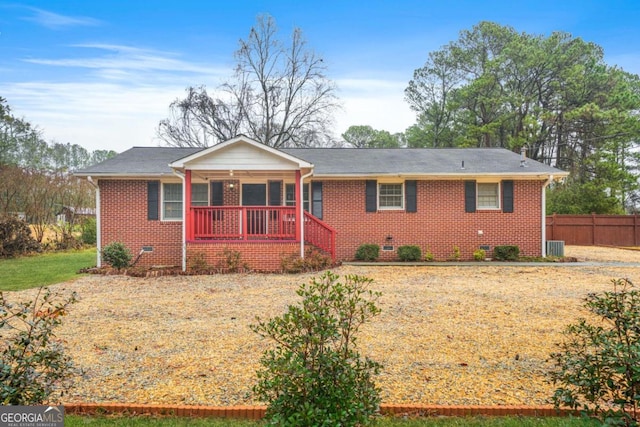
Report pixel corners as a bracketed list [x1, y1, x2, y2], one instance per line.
[541, 175, 553, 257]
[173, 170, 187, 271]
[87, 176, 101, 267]
[300, 169, 314, 258]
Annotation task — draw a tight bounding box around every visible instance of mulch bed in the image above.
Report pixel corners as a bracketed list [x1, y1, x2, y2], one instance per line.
[20, 246, 640, 406]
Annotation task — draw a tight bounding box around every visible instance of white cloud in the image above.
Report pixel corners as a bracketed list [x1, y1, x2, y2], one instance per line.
[335, 77, 415, 136]
[24, 44, 230, 81]
[22, 6, 101, 29]
[2, 81, 187, 152]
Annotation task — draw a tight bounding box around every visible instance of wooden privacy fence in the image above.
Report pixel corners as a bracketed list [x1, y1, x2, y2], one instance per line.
[546, 214, 640, 246]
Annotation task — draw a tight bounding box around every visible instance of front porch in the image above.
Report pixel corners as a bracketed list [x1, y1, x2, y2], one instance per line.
[187, 206, 335, 258]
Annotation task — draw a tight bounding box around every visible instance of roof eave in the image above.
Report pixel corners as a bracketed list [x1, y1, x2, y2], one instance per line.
[310, 172, 569, 180]
[73, 172, 175, 179]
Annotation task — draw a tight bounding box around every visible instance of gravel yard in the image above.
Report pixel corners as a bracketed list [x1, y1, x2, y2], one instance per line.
[26, 246, 640, 406]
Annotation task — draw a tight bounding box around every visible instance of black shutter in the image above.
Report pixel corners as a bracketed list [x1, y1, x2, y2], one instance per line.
[405, 180, 417, 213]
[312, 181, 323, 220]
[147, 181, 159, 220]
[269, 181, 282, 206]
[502, 180, 514, 213]
[366, 180, 377, 212]
[210, 181, 223, 206]
[210, 181, 224, 220]
[464, 180, 476, 213]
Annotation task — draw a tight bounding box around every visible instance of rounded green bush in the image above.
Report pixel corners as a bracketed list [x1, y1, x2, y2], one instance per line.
[101, 242, 132, 269]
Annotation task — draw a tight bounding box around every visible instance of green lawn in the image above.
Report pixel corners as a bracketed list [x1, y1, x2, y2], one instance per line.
[0, 248, 97, 291]
[64, 415, 599, 427]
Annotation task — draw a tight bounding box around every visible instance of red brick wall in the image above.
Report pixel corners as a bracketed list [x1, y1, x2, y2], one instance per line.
[321, 180, 544, 261]
[187, 241, 299, 272]
[99, 178, 545, 269]
[100, 180, 183, 267]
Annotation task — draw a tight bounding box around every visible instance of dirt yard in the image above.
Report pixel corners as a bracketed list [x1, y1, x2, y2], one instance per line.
[23, 246, 640, 406]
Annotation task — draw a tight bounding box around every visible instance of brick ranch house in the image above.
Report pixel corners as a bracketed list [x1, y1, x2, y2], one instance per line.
[75, 136, 569, 271]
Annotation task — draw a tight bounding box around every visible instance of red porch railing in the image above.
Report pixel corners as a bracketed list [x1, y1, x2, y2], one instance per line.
[191, 206, 297, 240]
[304, 211, 336, 259]
[189, 206, 336, 259]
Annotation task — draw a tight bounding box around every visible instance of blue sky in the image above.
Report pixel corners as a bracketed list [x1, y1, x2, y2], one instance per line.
[1, 1, 640, 153]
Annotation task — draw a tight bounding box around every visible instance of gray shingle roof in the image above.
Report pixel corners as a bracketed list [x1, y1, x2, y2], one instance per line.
[75, 147, 202, 176]
[75, 146, 566, 177]
[281, 148, 563, 176]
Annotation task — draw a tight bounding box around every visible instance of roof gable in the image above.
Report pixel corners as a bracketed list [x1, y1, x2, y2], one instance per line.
[169, 136, 313, 170]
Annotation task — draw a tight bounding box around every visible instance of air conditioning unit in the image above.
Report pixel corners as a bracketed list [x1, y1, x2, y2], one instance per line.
[546, 240, 565, 257]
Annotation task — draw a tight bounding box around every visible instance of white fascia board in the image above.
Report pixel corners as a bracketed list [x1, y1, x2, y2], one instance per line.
[311, 172, 569, 181]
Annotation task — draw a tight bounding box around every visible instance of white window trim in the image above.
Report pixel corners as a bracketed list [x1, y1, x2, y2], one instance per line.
[162, 182, 183, 221]
[476, 182, 501, 210]
[378, 182, 404, 210]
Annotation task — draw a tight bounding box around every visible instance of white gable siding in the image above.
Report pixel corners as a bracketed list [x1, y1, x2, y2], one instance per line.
[185, 143, 300, 171]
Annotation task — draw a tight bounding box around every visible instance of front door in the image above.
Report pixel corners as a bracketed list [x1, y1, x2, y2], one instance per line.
[242, 184, 266, 235]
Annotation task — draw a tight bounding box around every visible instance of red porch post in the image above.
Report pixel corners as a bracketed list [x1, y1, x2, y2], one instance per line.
[185, 170, 192, 240]
[295, 170, 301, 242]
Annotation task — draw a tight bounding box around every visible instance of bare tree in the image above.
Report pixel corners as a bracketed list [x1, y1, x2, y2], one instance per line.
[158, 15, 339, 148]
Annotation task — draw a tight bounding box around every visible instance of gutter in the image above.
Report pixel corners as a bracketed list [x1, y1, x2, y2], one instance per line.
[87, 177, 101, 267]
[541, 175, 554, 257]
[173, 170, 187, 271]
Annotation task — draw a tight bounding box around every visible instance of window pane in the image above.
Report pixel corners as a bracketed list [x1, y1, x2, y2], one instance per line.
[164, 202, 183, 219]
[477, 183, 499, 209]
[163, 183, 183, 219]
[164, 183, 182, 201]
[285, 183, 310, 211]
[285, 184, 295, 206]
[191, 183, 208, 206]
[379, 184, 403, 208]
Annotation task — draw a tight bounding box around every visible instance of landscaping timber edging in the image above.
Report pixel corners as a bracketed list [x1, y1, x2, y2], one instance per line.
[64, 403, 580, 419]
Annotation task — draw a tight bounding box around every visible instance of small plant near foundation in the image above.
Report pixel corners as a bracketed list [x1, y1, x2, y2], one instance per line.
[397, 245, 422, 261]
[280, 248, 333, 273]
[188, 252, 213, 273]
[550, 278, 640, 426]
[355, 244, 380, 261]
[252, 271, 382, 426]
[473, 249, 486, 261]
[449, 245, 461, 261]
[494, 245, 520, 261]
[101, 242, 132, 270]
[218, 247, 247, 273]
[0, 288, 77, 405]
[424, 249, 434, 262]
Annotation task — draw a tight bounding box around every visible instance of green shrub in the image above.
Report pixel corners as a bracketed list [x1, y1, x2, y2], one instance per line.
[397, 245, 422, 261]
[252, 271, 382, 426]
[0, 287, 77, 404]
[0, 216, 41, 258]
[101, 242, 132, 270]
[493, 245, 520, 261]
[80, 217, 97, 245]
[473, 249, 486, 261]
[550, 278, 640, 426]
[355, 244, 380, 261]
